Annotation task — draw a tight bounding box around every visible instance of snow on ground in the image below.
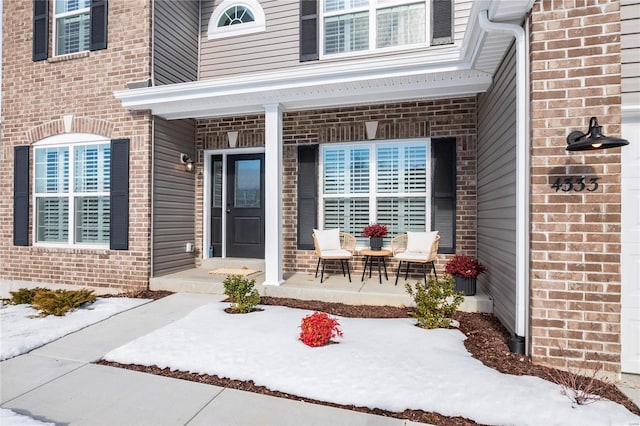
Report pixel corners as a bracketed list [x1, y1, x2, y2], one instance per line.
[1, 297, 149, 361]
[104, 302, 640, 426]
[0, 408, 54, 426]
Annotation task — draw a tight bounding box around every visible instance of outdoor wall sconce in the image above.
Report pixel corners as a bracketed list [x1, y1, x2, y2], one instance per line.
[566, 117, 629, 151]
[180, 153, 195, 173]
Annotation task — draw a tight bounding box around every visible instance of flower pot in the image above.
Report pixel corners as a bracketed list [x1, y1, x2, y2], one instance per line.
[454, 275, 476, 296]
[369, 237, 383, 251]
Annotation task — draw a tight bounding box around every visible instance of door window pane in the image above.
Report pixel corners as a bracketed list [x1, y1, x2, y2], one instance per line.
[234, 160, 260, 208]
[212, 158, 223, 208]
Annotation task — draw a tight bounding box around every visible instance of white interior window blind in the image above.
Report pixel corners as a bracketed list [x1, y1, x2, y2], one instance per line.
[321, 140, 430, 246]
[35, 142, 110, 246]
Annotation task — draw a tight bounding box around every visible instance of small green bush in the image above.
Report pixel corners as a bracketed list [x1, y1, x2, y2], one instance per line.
[9, 287, 47, 305]
[223, 275, 261, 314]
[405, 275, 464, 329]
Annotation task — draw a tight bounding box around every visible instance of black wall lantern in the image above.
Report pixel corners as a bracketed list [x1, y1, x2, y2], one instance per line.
[180, 153, 195, 173]
[566, 117, 629, 151]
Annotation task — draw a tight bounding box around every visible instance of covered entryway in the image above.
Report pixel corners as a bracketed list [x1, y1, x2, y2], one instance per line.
[209, 152, 265, 259]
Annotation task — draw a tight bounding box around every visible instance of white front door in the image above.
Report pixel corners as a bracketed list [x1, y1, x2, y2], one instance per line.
[621, 113, 640, 374]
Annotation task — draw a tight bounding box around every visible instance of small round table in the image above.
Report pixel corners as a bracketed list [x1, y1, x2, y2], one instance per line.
[360, 249, 392, 284]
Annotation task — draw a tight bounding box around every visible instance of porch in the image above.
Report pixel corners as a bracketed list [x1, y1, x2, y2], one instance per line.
[149, 258, 493, 313]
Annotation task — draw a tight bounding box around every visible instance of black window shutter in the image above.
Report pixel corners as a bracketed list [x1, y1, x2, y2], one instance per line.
[431, 138, 456, 253]
[32, 0, 49, 61]
[431, 0, 453, 46]
[300, 0, 318, 62]
[110, 139, 129, 250]
[297, 144, 318, 249]
[14, 146, 30, 246]
[90, 0, 108, 51]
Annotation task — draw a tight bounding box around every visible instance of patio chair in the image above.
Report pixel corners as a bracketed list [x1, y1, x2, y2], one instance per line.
[312, 229, 357, 283]
[391, 231, 440, 286]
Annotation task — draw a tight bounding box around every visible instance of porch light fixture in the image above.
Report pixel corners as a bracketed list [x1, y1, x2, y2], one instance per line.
[180, 153, 195, 173]
[566, 117, 629, 151]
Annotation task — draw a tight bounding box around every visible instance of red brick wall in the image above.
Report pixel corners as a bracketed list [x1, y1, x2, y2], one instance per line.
[0, 1, 153, 293]
[529, 0, 623, 376]
[195, 98, 478, 276]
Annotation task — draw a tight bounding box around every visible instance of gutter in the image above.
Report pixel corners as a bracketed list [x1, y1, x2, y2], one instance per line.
[478, 10, 530, 353]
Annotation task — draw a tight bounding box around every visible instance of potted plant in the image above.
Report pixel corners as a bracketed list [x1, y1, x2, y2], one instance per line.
[444, 254, 487, 296]
[362, 223, 388, 250]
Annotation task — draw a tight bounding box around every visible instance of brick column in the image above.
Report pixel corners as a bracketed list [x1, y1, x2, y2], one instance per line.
[529, 0, 623, 376]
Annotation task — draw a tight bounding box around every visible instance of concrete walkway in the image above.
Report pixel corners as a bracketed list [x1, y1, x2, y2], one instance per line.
[1, 293, 428, 426]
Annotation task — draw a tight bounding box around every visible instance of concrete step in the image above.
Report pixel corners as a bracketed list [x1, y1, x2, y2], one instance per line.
[150, 268, 493, 313]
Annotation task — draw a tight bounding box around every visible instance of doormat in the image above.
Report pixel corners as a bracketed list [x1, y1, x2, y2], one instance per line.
[208, 268, 261, 277]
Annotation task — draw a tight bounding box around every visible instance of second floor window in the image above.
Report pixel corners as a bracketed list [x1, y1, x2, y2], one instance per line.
[322, 0, 426, 56]
[55, 0, 91, 55]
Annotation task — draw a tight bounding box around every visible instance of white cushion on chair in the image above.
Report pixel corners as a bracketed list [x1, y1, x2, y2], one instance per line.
[313, 228, 341, 251]
[319, 249, 352, 258]
[406, 231, 438, 254]
[396, 251, 430, 261]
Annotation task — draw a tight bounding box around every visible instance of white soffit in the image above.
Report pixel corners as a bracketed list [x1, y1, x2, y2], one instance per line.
[146, 71, 491, 120]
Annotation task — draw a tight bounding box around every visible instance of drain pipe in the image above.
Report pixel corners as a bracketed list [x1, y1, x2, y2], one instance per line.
[478, 10, 530, 354]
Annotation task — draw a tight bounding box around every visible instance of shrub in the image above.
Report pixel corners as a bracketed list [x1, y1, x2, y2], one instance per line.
[405, 275, 464, 329]
[9, 287, 47, 305]
[299, 311, 343, 347]
[223, 275, 261, 313]
[31, 289, 96, 316]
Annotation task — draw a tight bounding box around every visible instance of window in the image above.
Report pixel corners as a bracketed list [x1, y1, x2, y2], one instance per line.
[54, 0, 91, 55]
[320, 140, 430, 246]
[34, 138, 110, 246]
[208, 0, 266, 40]
[321, 0, 426, 56]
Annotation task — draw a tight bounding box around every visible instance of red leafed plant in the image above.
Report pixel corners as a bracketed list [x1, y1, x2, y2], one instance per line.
[444, 254, 487, 278]
[299, 311, 343, 347]
[362, 223, 388, 238]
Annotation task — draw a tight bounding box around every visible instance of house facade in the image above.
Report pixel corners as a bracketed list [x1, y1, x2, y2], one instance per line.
[1, 0, 638, 378]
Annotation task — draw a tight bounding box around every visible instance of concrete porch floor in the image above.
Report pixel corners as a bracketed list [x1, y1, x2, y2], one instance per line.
[150, 259, 493, 312]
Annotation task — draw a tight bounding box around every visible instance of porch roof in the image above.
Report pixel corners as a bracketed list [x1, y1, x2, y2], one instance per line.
[114, 1, 534, 120]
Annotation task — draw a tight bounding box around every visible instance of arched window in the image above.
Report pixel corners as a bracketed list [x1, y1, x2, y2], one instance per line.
[208, 0, 266, 40]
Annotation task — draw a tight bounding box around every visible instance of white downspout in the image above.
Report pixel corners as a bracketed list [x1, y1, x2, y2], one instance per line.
[478, 10, 530, 349]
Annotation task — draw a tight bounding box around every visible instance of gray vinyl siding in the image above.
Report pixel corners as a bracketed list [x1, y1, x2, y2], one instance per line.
[153, 0, 199, 85]
[152, 118, 197, 277]
[621, 0, 640, 107]
[476, 42, 517, 335]
[200, 0, 472, 78]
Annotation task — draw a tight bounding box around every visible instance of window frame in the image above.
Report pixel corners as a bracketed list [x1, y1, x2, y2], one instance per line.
[208, 0, 266, 40]
[53, 0, 91, 56]
[319, 0, 430, 59]
[318, 139, 432, 248]
[32, 133, 111, 248]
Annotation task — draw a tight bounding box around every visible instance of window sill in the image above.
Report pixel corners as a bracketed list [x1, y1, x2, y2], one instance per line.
[48, 51, 90, 63]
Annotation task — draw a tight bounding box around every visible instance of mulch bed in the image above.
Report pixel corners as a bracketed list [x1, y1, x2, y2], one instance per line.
[99, 293, 640, 425]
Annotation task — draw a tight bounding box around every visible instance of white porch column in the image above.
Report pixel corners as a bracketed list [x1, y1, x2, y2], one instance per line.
[263, 103, 284, 286]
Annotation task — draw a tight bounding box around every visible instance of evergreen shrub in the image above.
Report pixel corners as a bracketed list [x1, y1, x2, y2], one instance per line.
[405, 275, 464, 329]
[223, 275, 260, 313]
